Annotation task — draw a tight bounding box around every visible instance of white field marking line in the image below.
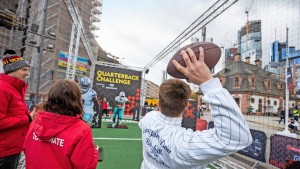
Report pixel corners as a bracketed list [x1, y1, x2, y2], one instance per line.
[93, 137, 142, 141]
[101, 119, 138, 123]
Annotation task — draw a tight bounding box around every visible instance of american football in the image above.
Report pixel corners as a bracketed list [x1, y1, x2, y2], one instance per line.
[166, 42, 221, 79]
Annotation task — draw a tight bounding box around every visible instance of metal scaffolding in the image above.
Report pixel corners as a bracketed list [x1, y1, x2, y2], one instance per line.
[64, 0, 102, 83]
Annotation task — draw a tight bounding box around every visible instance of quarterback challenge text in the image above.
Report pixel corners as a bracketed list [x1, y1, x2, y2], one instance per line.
[96, 70, 139, 85]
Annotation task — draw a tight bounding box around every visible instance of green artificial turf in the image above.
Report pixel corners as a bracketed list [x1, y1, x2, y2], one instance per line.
[92, 122, 143, 169]
[92, 122, 217, 169]
[92, 122, 142, 138]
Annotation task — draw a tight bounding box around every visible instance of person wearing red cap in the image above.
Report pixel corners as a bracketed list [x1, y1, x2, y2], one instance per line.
[0, 49, 37, 169]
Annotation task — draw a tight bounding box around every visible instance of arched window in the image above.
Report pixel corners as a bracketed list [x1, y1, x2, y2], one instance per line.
[258, 99, 262, 112]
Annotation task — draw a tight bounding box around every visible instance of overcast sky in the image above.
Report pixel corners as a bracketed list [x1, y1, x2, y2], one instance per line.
[96, 0, 300, 85]
[96, 0, 215, 85]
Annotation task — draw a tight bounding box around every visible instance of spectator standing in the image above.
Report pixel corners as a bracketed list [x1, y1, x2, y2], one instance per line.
[288, 118, 298, 133]
[0, 49, 36, 169]
[102, 97, 109, 117]
[196, 107, 202, 118]
[23, 80, 98, 169]
[293, 106, 299, 121]
[279, 109, 285, 124]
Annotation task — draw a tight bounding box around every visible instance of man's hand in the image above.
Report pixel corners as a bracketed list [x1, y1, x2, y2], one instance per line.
[172, 47, 213, 85]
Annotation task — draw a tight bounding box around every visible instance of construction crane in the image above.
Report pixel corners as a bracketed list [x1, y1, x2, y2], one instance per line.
[245, 0, 254, 52]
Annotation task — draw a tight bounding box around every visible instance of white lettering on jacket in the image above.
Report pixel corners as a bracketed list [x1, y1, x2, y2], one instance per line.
[32, 132, 64, 147]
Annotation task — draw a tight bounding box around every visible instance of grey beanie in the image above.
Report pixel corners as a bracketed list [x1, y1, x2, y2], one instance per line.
[2, 54, 30, 74]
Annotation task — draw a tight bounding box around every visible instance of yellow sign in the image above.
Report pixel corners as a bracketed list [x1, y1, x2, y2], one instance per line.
[58, 61, 87, 71]
[96, 70, 140, 85]
[146, 99, 159, 106]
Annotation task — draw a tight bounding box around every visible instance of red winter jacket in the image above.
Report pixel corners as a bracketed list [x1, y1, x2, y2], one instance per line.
[102, 101, 108, 110]
[24, 111, 98, 169]
[0, 73, 30, 158]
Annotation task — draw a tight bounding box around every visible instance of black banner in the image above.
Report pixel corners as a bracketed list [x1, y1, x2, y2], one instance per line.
[269, 134, 300, 169]
[181, 100, 198, 131]
[238, 129, 267, 162]
[93, 65, 142, 115]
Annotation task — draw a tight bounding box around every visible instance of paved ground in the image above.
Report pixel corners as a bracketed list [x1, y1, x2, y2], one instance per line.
[203, 113, 299, 169]
[203, 113, 299, 137]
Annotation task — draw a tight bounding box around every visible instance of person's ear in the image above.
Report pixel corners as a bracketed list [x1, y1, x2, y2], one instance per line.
[185, 100, 190, 109]
[158, 100, 161, 109]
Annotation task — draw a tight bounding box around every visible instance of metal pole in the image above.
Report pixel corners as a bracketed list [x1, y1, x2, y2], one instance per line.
[276, 27, 296, 138]
[138, 69, 146, 121]
[284, 27, 289, 132]
[34, 0, 48, 104]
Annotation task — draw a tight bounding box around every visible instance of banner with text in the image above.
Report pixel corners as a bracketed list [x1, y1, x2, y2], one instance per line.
[238, 129, 267, 162]
[93, 64, 142, 115]
[269, 134, 300, 169]
[57, 51, 88, 75]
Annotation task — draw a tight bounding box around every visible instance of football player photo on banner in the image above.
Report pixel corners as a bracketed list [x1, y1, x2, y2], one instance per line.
[181, 100, 198, 131]
[238, 129, 267, 162]
[93, 65, 142, 115]
[269, 134, 300, 169]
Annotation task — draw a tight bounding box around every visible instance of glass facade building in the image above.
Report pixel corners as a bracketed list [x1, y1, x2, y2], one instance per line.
[238, 20, 262, 63]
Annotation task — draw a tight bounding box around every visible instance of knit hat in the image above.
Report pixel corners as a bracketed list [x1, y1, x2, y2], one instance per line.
[2, 49, 30, 74]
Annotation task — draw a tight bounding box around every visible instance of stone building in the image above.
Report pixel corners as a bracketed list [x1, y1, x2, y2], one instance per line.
[197, 55, 298, 115]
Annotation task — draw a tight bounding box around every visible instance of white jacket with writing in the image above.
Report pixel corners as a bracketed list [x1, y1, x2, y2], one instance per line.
[139, 78, 253, 169]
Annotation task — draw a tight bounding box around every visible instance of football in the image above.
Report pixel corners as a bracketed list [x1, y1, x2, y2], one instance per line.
[166, 42, 221, 79]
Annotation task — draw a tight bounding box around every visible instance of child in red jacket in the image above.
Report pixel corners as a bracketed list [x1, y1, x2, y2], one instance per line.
[23, 80, 98, 169]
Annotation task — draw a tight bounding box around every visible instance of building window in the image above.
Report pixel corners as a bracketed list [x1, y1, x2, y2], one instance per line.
[267, 81, 271, 90]
[258, 99, 262, 112]
[251, 98, 255, 103]
[234, 77, 239, 86]
[251, 78, 255, 87]
[234, 98, 240, 107]
[274, 101, 277, 105]
[267, 100, 271, 105]
[280, 84, 283, 89]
